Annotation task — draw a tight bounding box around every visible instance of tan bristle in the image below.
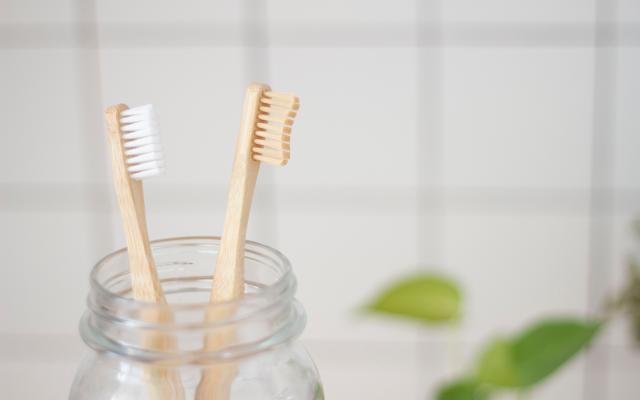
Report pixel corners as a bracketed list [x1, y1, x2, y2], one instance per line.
[264, 91, 296, 99]
[255, 130, 290, 142]
[256, 122, 291, 134]
[254, 138, 291, 151]
[258, 114, 294, 126]
[252, 146, 290, 162]
[259, 105, 297, 118]
[253, 91, 298, 166]
[254, 155, 288, 166]
[260, 96, 300, 111]
[252, 145, 289, 155]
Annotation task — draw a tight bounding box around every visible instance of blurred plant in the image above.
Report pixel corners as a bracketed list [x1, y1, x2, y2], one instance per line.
[364, 221, 640, 400]
[605, 219, 640, 344]
[365, 274, 462, 324]
[435, 319, 601, 399]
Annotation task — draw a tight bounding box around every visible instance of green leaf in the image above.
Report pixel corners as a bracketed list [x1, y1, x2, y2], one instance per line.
[476, 319, 602, 389]
[512, 319, 601, 386]
[436, 379, 489, 400]
[476, 339, 519, 387]
[365, 273, 462, 324]
[313, 382, 325, 400]
[626, 260, 640, 344]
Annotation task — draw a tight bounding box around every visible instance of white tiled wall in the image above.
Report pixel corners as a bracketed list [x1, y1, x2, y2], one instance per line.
[613, 48, 640, 189]
[0, 50, 90, 183]
[278, 213, 419, 343]
[96, 0, 242, 24]
[1, 0, 640, 399]
[442, 0, 596, 23]
[268, 47, 418, 187]
[0, 0, 77, 23]
[265, 0, 416, 23]
[443, 215, 591, 342]
[443, 48, 594, 189]
[99, 47, 246, 186]
[615, 0, 640, 23]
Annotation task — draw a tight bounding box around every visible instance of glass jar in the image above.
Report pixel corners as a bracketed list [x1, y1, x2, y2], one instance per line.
[70, 237, 323, 399]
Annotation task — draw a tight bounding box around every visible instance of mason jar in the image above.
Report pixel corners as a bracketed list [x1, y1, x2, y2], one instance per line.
[70, 237, 323, 399]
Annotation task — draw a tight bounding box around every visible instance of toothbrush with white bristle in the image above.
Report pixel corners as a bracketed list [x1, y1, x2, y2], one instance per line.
[105, 103, 184, 399]
[121, 104, 165, 180]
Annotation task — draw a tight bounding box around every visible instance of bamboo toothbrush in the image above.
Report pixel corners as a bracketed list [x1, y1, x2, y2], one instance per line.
[105, 104, 184, 399]
[195, 83, 300, 399]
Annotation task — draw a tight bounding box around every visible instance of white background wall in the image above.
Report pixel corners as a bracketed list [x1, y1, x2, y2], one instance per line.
[1, 0, 639, 398]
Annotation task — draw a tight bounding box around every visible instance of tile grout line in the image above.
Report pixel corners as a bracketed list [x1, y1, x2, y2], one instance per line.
[241, 0, 279, 248]
[416, 0, 447, 397]
[4, 184, 640, 216]
[72, 0, 115, 262]
[584, 1, 617, 399]
[2, 22, 640, 48]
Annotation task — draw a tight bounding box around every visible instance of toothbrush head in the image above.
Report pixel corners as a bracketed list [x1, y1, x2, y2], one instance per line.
[252, 91, 299, 166]
[119, 104, 165, 180]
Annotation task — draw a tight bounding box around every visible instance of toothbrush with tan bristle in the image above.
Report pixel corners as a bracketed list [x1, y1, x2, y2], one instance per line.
[195, 83, 300, 399]
[105, 104, 184, 400]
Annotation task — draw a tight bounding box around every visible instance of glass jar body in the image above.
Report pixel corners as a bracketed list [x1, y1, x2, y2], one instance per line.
[69, 237, 323, 400]
[70, 342, 322, 399]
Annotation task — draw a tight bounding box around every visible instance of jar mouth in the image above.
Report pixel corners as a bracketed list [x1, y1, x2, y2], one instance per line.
[90, 236, 293, 312]
[81, 236, 305, 363]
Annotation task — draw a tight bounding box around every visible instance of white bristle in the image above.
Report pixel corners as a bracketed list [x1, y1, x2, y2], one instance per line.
[120, 104, 164, 180]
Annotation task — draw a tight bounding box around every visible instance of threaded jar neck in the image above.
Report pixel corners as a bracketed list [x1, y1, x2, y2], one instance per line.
[80, 237, 305, 364]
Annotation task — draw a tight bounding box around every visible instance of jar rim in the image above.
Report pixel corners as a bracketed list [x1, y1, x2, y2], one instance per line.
[90, 236, 293, 313]
[82, 236, 305, 362]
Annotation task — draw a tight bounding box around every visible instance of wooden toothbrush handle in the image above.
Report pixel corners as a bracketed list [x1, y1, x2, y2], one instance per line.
[211, 83, 269, 303]
[106, 104, 164, 302]
[105, 105, 185, 400]
[195, 84, 270, 400]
